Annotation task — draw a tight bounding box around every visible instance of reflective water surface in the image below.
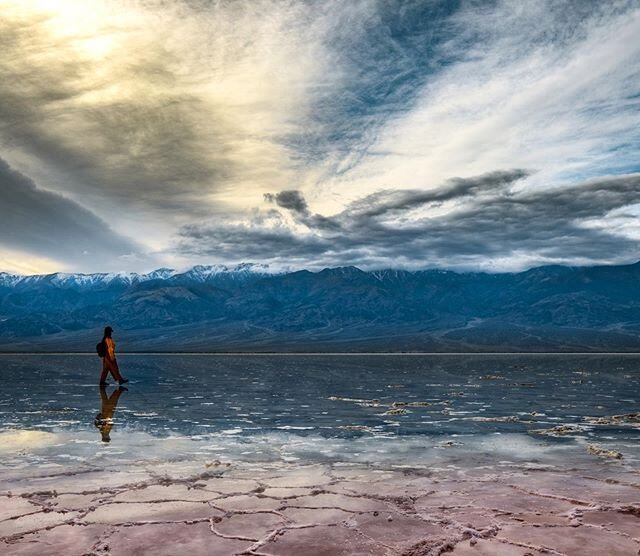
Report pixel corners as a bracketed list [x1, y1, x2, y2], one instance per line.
[1, 354, 639, 473]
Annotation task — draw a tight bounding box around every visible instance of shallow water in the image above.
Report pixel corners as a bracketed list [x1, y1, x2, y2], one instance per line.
[1, 354, 639, 474]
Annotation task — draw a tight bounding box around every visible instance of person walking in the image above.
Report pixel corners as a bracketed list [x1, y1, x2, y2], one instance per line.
[99, 326, 129, 386]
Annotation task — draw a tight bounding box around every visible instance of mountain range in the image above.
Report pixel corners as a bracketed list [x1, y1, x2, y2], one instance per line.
[1, 262, 640, 352]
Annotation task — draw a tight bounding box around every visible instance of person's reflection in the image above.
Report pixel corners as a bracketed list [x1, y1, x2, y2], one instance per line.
[95, 385, 127, 443]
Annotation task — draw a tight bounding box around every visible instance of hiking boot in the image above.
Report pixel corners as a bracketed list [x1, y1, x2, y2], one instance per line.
[119, 378, 129, 385]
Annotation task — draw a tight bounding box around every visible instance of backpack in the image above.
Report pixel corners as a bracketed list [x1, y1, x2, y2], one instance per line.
[96, 340, 106, 358]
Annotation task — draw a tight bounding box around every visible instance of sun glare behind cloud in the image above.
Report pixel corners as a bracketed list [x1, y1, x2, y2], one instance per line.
[1, 0, 639, 274]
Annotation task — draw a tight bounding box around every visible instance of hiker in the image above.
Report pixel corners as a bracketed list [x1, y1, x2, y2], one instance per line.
[98, 326, 129, 386]
[95, 384, 127, 443]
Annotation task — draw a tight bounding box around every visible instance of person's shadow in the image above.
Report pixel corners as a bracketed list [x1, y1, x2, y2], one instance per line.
[94, 385, 127, 443]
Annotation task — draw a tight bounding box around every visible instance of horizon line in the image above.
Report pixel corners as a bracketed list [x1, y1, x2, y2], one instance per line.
[2, 258, 640, 279]
[2, 351, 640, 356]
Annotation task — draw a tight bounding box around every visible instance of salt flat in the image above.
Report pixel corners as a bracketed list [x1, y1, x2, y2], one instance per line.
[0, 354, 639, 554]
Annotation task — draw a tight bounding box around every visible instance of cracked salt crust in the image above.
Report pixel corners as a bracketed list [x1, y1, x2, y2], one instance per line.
[1, 460, 639, 556]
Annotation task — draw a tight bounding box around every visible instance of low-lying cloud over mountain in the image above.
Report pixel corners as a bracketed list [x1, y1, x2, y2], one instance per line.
[0, 158, 149, 272]
[178, 171, 640, 271]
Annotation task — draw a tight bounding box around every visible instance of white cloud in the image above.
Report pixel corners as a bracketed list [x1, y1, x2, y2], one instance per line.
[317, 1, 640, 207]
[1, 0, 639, 272]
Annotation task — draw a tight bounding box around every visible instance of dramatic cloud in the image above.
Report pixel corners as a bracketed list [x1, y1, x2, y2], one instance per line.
[1, 1, 639, 272]
[177, 170, 640, 271]
[326, 0, 640, 201]
[0, 158, 148, 272]
[264, 191, 310, 215]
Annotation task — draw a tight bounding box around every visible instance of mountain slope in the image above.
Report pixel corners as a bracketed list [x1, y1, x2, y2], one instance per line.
[1, 262, 639, 351]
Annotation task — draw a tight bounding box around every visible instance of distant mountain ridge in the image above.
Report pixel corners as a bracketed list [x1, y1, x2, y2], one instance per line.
[1, 261, 640, 352]
[0, 263, 273, 289]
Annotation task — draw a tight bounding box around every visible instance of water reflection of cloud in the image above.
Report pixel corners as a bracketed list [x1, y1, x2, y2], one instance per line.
[0, 429, 57, 452]
[0, 428, 596, 468]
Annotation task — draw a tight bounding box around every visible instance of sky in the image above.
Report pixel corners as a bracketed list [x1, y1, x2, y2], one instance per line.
[1, 0, 640, 275]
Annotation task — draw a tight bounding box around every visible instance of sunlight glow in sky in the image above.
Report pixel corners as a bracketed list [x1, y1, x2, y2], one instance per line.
[1, 0, 639, 274]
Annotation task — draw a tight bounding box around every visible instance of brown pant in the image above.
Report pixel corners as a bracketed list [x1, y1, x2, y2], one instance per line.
[100, 357, 122, 383]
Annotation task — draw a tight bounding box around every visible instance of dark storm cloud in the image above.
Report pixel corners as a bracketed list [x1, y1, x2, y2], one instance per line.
[0, 158, 147, 269]
[264, 190, 309, 214]
[180, 222, 328, 260]
[0, 9, 232, 214]
[345, 170, 531, 218]
[176, 170, 640, 269]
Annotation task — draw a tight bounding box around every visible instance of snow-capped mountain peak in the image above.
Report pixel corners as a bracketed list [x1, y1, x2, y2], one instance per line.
[0, 263, 275, 289]
[178, 263, 273, 282]
[143, 268, 177, 281]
